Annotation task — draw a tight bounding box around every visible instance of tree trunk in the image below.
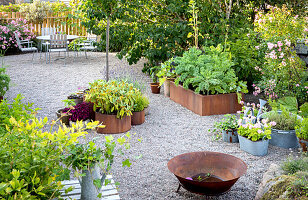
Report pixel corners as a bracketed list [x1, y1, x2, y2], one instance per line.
[106, 17, 110, 81]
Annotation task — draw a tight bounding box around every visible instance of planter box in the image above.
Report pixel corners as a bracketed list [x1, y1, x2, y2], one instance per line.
[270, 129, 299, 149]
[169, 82, 242, 116]
[131, 110, 145, 125]
[238, 135, 269, 156]
[95, 112, 131, 134]
[222, 130, 239, 143]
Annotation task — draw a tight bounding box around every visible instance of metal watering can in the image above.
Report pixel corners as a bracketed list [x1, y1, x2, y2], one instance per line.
[243, 99, 267, 124]
[78, 163, 107, 200]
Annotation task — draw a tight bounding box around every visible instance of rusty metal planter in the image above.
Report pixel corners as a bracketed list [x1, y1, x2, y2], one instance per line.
[299, 138, 308, 152]
[169, 82, 242, 116]
[95, 112, 131, 134]
[131, 110, 145, 125]
[150, 83, 160, 94]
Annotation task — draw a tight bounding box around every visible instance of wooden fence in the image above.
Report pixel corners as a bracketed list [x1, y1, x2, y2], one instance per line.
[0, 11, 87, 36]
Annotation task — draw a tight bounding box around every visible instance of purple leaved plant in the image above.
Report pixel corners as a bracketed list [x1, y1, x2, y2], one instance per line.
[63, 102, 91, 122]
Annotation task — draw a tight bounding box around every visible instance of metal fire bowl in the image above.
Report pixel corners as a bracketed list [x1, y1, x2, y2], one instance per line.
[167, 151, 247, 196]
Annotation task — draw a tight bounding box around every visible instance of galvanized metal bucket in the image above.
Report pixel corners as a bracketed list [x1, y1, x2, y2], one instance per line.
[270, 129, 299, 149]
[238, 135, 269, 156]
[222, 130, 239, 143]
[79, 163, 106, 200]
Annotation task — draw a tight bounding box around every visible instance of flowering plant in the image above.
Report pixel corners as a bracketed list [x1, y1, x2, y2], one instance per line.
[0, 19, 35, 52]
[63, 102, 90, 122]
[238, 117, 275, 141]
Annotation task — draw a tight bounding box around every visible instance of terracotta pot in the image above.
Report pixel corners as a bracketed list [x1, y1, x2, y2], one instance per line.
[150, 83, 160, 94]
[131, 110, 145, 125]
[169, 81, 242, 116]
[56, 109, 70, 126]
[299, 138, 308, 152]
[95, 112, 131, 134]
[164, 80, 170, 97]
[0, 96, 3, 102]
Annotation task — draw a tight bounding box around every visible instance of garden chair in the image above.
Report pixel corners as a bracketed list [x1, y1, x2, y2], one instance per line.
[74, 34, 98, 59]
[14, 32, 38, 61]
[46, 34, 69, 64]
[40, 27, 57, 59]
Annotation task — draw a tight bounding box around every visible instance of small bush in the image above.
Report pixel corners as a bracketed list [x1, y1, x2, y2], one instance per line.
[282, 157, 308, 175]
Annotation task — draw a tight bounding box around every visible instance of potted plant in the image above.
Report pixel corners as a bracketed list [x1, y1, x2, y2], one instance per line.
[56, 99, 76, 126]
[84, 79, 139, 134]
[68, 91, 84, 105]
[62, 102, 91, 123]
[150, 66, 160, 94]
[212, 114, 239, 143]
[131, 95, 149, 125]
[0, 66, 10, 101]
[63, 133, 134, 200]
[265, 107, 300, 149]
[237, 117, 275, 156]
[156, 58, 177, 97]
[169, 45, 248, 116]
[296, 118, 308, 151]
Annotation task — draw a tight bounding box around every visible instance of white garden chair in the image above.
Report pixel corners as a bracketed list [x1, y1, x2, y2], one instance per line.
[46, 34, 69, 64]
[40, 27, 57, 59]
[14, 32, 38, 61]
[74, 34, 98, 59]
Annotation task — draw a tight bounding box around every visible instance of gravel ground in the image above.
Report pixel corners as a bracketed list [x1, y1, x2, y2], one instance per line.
[3, 52, 300, 200]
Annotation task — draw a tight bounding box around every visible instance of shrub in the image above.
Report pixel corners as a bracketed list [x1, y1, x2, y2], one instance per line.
[133, 95, 149, 112]
[213, 114, 238, 131]
[84, 80, 142, 118]
[173, 45, 248, 95]
[296, 118, 308, 140]
[282, 156, 308, 175]
[20, 0, 51, 24]
[0, 18, 35, 52]
[237, 119, 274, 141]
[0, 65, 10, 96]
[0, 95, 100, 199]
[266, 109, 299, 131]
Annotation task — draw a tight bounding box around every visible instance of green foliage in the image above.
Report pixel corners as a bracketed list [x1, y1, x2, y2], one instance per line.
[133, 95, 149, 112]
[0, 94, 37, 134]
[84, 79, 142, 118]
[0, 65, 10, 96]
[288, 171, 308, 198]
[156, 58, 177, 86]
[299, 103, 308, 118]
[20, 0, 51, 24]
[237, 121, 272, 141]
[277, 96, 298, 113]
[213, 114, 238, 131]
[282, 156, 308, 175]
[174, 45, 247, 95]
[0, 95, 100, 199]
[266, 108, 299, 130]
[228, 29, 265, 89]
[296, 118, 308, 140]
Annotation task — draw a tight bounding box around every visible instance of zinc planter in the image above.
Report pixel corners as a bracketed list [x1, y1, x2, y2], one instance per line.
[95, 112, 131, 134]
[79, 163, 106, 200]
[169, 81, 242, 116]
[131, 110, 145, 125]
[270, 129, 299, 149]
[298, 138, 308, 152]
[222, 130, 239, 143]
[150, 83, 160, 94]
[238, 135, 269, 156]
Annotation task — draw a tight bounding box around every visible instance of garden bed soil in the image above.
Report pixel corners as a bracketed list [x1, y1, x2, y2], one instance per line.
[169, 81, 242, 116]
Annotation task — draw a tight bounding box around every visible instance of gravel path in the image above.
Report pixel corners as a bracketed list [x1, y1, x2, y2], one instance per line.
[4, 52, 299, 200]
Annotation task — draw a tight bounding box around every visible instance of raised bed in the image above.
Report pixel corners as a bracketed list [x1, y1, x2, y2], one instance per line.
[95, 112, 131, 134]
[169, 82, 242, 116]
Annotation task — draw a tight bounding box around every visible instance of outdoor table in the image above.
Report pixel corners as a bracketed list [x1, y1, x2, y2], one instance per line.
[36, 35, 79, 41]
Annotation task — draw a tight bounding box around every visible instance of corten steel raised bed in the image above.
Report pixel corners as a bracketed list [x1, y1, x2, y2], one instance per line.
[95, 112, 131, 134]
[167, 151, 247, 196]
[131, 110, 145, 125]
[169, 82, 242, 116]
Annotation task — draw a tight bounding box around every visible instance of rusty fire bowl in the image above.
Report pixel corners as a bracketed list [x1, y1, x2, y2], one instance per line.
[167, 151, 247, 196]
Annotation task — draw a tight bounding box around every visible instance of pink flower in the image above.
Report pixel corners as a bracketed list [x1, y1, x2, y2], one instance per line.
[255, 46, 260, 49]
[294, 15, 298, 19]
[281, 61, 286, 66]
[278, 47, 281, 52]
[279, 52, 284, 58]
[240, 101, 244, 105]
[257, 129, 262, 134]
[277, 41, 283, 47]
[267, 42, 275, 50]
[270, 121, 276, 126]
[285, 39, 291, 47]
[305, 28, 308, 32]
[296, 84, 300, 87]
